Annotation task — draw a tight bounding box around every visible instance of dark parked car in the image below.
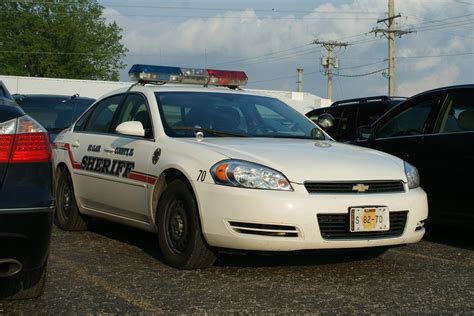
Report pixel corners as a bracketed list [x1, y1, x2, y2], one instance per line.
[13, 94, 95, 140]
[306, 96, 406, 142]
[353, 85, 474, 228]
[0, 81, 13, 101]
[0, 87, 54, 299]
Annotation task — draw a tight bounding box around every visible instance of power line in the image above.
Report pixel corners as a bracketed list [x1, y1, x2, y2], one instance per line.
[251, 70, 319, 84]
[208, 44, 313, 67]
[396, 52, 474, 59]
[333, 68, 388, 77]
[2, 1, 382, 14]
[0, 50, 114, 56]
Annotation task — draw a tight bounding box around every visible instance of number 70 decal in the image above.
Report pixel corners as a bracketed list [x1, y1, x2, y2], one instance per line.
[197, 170, 207, 182]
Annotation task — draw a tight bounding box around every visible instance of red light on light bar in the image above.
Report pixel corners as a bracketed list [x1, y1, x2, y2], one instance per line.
[207, 69, 248, 87]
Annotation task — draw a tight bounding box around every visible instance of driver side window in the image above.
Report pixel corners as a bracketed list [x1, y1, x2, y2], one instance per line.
[376, 97, 437, 138]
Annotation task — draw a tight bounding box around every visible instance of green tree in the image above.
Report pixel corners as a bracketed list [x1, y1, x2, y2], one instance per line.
[0, 0, 128, 81]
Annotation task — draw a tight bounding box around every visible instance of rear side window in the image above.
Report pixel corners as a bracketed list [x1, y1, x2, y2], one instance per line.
[376, 97, 438, 138]
[437, 90, 474, 134]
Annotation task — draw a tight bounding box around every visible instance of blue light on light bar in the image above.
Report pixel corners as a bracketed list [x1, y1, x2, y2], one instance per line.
[128, 64, 182, 82]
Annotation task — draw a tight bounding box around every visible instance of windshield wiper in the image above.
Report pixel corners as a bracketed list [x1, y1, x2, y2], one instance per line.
[262, 134, 324, 140]
[173, 126, 247, 137]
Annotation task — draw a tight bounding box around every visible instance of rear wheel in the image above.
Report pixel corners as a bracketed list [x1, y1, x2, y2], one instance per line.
[157, 179, 216, 269]
[55, 169, 88, 231]
[0, 260, 48, 300]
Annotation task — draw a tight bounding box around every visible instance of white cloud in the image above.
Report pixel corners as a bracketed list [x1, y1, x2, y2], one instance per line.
[397, 66, 460, 96]
[102, 0, 473, 99]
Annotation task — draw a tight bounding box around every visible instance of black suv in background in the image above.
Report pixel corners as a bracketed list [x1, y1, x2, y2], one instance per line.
[14, 94, 95, 140]
[0, 83, 54, 299]
[353, 85, 473, 229]
[306, 96, 406, 142]
[0, 81, 13, 101]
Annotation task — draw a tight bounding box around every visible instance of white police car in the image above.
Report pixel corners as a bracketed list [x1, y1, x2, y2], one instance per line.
[52, 64, 428, 269]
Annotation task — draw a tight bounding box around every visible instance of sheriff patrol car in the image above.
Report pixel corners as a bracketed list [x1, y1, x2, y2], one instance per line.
[52, 64, 428, 269]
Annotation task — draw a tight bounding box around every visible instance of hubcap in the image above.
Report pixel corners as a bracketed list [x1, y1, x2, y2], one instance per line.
[60, 182, 72, 220]
[167, 199, 189, 253]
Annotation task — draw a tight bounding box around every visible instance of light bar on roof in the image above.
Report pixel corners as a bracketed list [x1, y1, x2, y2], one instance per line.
[128, 64, 247, 87]
[128, 64, 182, 82]
[207, 69, 248, 87]
[181, 68, 209, 85]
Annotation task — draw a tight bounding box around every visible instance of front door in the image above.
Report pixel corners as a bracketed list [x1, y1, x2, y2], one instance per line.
[70, 93, 154, 222]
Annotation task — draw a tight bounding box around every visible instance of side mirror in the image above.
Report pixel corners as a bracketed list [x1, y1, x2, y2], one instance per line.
[116, 121, 145, 137]
[316, 113, 335, 131]
[357, 125, 373, 141]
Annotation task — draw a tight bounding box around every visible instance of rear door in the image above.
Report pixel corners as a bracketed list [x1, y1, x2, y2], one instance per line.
[419, 87, 474, 225]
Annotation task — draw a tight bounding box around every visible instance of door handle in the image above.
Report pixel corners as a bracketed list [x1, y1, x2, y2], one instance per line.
[71, 141, 80, 148]
[104, 147, 115, 153]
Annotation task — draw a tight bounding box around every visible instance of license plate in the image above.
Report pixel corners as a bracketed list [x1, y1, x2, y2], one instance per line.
[350, 207, 390, 232]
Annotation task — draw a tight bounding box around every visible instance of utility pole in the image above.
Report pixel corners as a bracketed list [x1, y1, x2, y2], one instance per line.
[296, 68, 304, 92]
[312, 40, 349, 100]
[372, 0, 412, 96]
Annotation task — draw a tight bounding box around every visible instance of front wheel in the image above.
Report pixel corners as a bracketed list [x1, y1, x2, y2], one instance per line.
[55, 169, 88, 231]
[157, 180, 216, 269]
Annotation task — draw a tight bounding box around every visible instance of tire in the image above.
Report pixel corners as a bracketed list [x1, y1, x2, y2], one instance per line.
[0, 260, 48, 300]
[55, 169, 88, 231]
[157, 179, 216, 269]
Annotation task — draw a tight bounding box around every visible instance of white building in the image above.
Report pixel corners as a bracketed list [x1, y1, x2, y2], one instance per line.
[0, 75, 331, 114]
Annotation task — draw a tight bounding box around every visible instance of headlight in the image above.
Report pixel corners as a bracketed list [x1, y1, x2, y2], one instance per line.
[404, 161, 420, 189]
[210, 159, 293, 191]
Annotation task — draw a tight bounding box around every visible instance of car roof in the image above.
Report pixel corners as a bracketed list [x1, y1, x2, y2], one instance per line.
[330, 95, 407, 107]
[409, 84, 474, 99]
[100, 83, 277, 100]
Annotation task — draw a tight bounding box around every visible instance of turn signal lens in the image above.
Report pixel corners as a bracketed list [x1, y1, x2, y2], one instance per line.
[215, 163, 228, 182]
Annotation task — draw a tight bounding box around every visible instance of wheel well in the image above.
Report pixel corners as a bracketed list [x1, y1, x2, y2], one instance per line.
[152, 168, 195, 223]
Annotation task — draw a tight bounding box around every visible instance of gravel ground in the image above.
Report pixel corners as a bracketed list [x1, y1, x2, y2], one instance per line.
[1, 221, 473, 314]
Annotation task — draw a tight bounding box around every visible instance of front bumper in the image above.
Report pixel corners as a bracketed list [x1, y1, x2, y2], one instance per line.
[195, 182, 428, 251]
[0, 206, 54, 271]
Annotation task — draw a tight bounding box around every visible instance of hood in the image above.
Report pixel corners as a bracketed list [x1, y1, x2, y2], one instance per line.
[182, 138, 406, 183]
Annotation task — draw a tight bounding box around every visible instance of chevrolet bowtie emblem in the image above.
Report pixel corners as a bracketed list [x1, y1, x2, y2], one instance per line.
[352, 184, 369, 192]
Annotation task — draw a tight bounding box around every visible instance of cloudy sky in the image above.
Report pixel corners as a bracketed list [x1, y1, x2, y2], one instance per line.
[99, 0, 474, 100]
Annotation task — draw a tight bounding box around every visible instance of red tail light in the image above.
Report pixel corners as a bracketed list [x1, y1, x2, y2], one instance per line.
[11, 133, 51, 162]
[0, 135, 14, 163]
[0, 116, 51, 163]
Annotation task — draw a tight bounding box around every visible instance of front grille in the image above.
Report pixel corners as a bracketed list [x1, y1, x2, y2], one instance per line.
[317, 211, 408, 240]
[305, 181, 405, 194]
[229, 221, 299, 237]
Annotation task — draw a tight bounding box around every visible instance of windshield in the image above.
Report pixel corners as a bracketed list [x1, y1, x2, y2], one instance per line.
[14, 96, 94, 131]
[156, 92, 326, 140]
